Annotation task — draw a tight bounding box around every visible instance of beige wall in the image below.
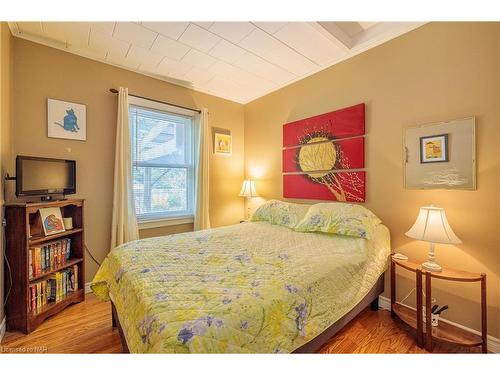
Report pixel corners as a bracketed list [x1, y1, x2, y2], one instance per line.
[244, 22, 500, 338]
[11, 38, 245, 283]
[0, 22, 14, 332]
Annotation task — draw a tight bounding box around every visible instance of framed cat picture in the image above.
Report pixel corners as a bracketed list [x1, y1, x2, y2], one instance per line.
[47, 98, 87, 141]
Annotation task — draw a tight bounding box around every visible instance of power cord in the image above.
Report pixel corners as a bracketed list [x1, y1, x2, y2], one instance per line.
[85, 244, 102, 267]
[400, 288, 436, 305]
[3, 251, 13, 308]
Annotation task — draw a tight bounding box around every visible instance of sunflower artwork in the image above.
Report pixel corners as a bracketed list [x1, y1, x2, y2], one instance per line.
[282, 103, 366, 202]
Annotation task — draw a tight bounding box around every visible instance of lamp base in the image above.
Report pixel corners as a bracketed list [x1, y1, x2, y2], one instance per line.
[422, 261, 442, 272]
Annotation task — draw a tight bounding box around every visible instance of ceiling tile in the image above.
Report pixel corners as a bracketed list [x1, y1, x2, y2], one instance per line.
[182, 66, 215, 85]
[208, 61, 272, 89]
[10, 21, 422, 103]
[233, 52, 295, 85]
[262, 43, 318, 76]
[208, 39, 246, 64]
[113, 22, 157, 49]
[43, 22, 90, 48]
[90, 22, 116, 36]
[89, 30, 130, 60]
[156, 56, 193, 78]
[127, 45, 164, 71]
[178, 24, 220, 53]
[16, 22, 43, 37]
[141, 22, 189, 40]
[150, 34, 190, 61]
[67, 45, 106, 60]
[252, 22, 288, 35]
[205, 75, 243, 97]
[209, 22, 255, 44]
[181, 49, 216, 70]
[105, 53, 127, 68]
[194, 22, 214, 29]
[239, 28, 280, 56]
[274, 23, 346, 65]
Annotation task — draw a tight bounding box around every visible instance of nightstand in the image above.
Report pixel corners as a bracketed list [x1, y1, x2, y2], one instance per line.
[391, 254, 487, 353]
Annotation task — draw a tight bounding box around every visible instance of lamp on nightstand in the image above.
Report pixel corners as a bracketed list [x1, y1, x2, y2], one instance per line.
[405, 206, 461, 272]
[239, 179, 259, 219]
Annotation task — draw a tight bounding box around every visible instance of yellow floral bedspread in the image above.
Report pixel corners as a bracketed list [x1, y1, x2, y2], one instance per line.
[91, 221, 390, 353]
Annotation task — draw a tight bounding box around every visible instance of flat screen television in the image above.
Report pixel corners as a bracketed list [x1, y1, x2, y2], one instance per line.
[16, 155, 76, 197]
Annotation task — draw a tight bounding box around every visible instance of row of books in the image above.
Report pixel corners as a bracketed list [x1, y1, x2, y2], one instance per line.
[30, 266, 79, 313]
[29, 238, 72, 278]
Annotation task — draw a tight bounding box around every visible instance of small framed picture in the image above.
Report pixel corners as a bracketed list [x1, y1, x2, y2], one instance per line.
[47, 98, 87, 141]
[420, 134, 449, 163]
[39, 207, 66, 236]
[214, 133, 232, 155]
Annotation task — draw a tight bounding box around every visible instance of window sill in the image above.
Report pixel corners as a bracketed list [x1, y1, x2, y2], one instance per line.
[138, 215, 194, 230]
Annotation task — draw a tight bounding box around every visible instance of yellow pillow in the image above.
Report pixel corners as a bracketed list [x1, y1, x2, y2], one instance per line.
[294, 202, 381, 239]
[251, 200, 310, 229]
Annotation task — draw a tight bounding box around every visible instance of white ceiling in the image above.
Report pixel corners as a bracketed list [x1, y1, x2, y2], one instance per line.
[9, 21, 424, 104]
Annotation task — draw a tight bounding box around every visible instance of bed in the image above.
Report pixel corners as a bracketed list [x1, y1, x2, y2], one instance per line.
[91, 219, 390, 353]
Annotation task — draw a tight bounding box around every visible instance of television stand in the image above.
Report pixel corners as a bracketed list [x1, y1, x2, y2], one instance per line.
[4, 198, 86, 333]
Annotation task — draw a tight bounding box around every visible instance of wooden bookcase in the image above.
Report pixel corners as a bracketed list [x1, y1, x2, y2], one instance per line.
[4, 199, 85, 334]
[391, 255, 487, 353]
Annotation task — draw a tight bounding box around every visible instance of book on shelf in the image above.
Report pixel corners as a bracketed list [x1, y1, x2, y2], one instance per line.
[29, 238, 72, 278]
[30, 267, 78, 314]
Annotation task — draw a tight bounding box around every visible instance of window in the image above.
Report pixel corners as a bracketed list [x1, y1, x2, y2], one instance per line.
[129, 97, 195, 223]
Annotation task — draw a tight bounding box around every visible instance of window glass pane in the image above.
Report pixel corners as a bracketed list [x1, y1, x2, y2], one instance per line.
[129, 105, 191, 166]
[133, 167, 188, 216]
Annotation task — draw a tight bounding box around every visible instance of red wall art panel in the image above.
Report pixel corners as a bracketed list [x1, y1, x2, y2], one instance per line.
[282, 103, 366, 202]
[283, 172, 366, 202]
[282, 137, 364, 173]
[283, 103, 365, 148]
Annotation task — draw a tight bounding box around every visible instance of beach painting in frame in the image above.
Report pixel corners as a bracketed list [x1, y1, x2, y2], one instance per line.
[420, 134, 448, 163]
[214, 133, 232, 155]
[48, 98, 87, 141]
[39, 207, 66, 236]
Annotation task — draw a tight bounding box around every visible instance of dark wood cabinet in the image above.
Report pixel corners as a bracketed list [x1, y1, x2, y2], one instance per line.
[4, 199, 85, 334]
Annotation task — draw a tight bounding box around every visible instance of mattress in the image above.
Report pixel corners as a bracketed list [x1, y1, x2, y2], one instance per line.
[91, 221, 391, 353]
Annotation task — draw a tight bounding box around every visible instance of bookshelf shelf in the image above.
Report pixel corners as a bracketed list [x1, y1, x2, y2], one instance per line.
[30, 289, 84, 320]
[4, 199, 86, 334]
[29, 258, 84, 283]
[29, 228, 84, 245]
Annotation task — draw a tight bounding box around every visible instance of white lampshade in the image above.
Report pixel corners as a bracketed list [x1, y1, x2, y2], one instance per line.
[406, 206, 461, 244]
[239, 179, 259, 198]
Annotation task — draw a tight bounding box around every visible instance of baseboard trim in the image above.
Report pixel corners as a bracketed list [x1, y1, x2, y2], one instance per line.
[378, 296, 500, 353]
[85, 282, 92, 294]
[0, 316, 6, 343]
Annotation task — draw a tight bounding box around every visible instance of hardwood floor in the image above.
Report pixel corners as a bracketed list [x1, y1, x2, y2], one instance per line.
[1, 294, 480, 354]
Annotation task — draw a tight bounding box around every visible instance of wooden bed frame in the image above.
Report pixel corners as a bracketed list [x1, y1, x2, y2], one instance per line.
[110, 274, 384, 353]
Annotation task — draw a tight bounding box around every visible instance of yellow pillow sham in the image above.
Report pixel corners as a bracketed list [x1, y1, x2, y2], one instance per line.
[294, 202, 381, 239]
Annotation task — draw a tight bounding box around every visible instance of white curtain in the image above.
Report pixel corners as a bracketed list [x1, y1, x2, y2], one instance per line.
[194, 108, 210, 230]
[110, 87, 139, 248]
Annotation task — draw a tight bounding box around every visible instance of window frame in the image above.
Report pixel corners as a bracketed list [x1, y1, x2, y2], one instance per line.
[128, 96, 197, 227]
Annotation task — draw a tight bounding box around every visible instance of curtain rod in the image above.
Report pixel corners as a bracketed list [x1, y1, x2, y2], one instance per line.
[109, 88, 201, 114]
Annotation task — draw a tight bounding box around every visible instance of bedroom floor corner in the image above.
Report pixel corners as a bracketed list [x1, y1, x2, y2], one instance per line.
[0, 294, 481, 354]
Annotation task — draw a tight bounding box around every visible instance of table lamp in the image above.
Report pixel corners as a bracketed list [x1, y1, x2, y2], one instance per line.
[239, 179, 259, 219]
[405, 206, 461, 272]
